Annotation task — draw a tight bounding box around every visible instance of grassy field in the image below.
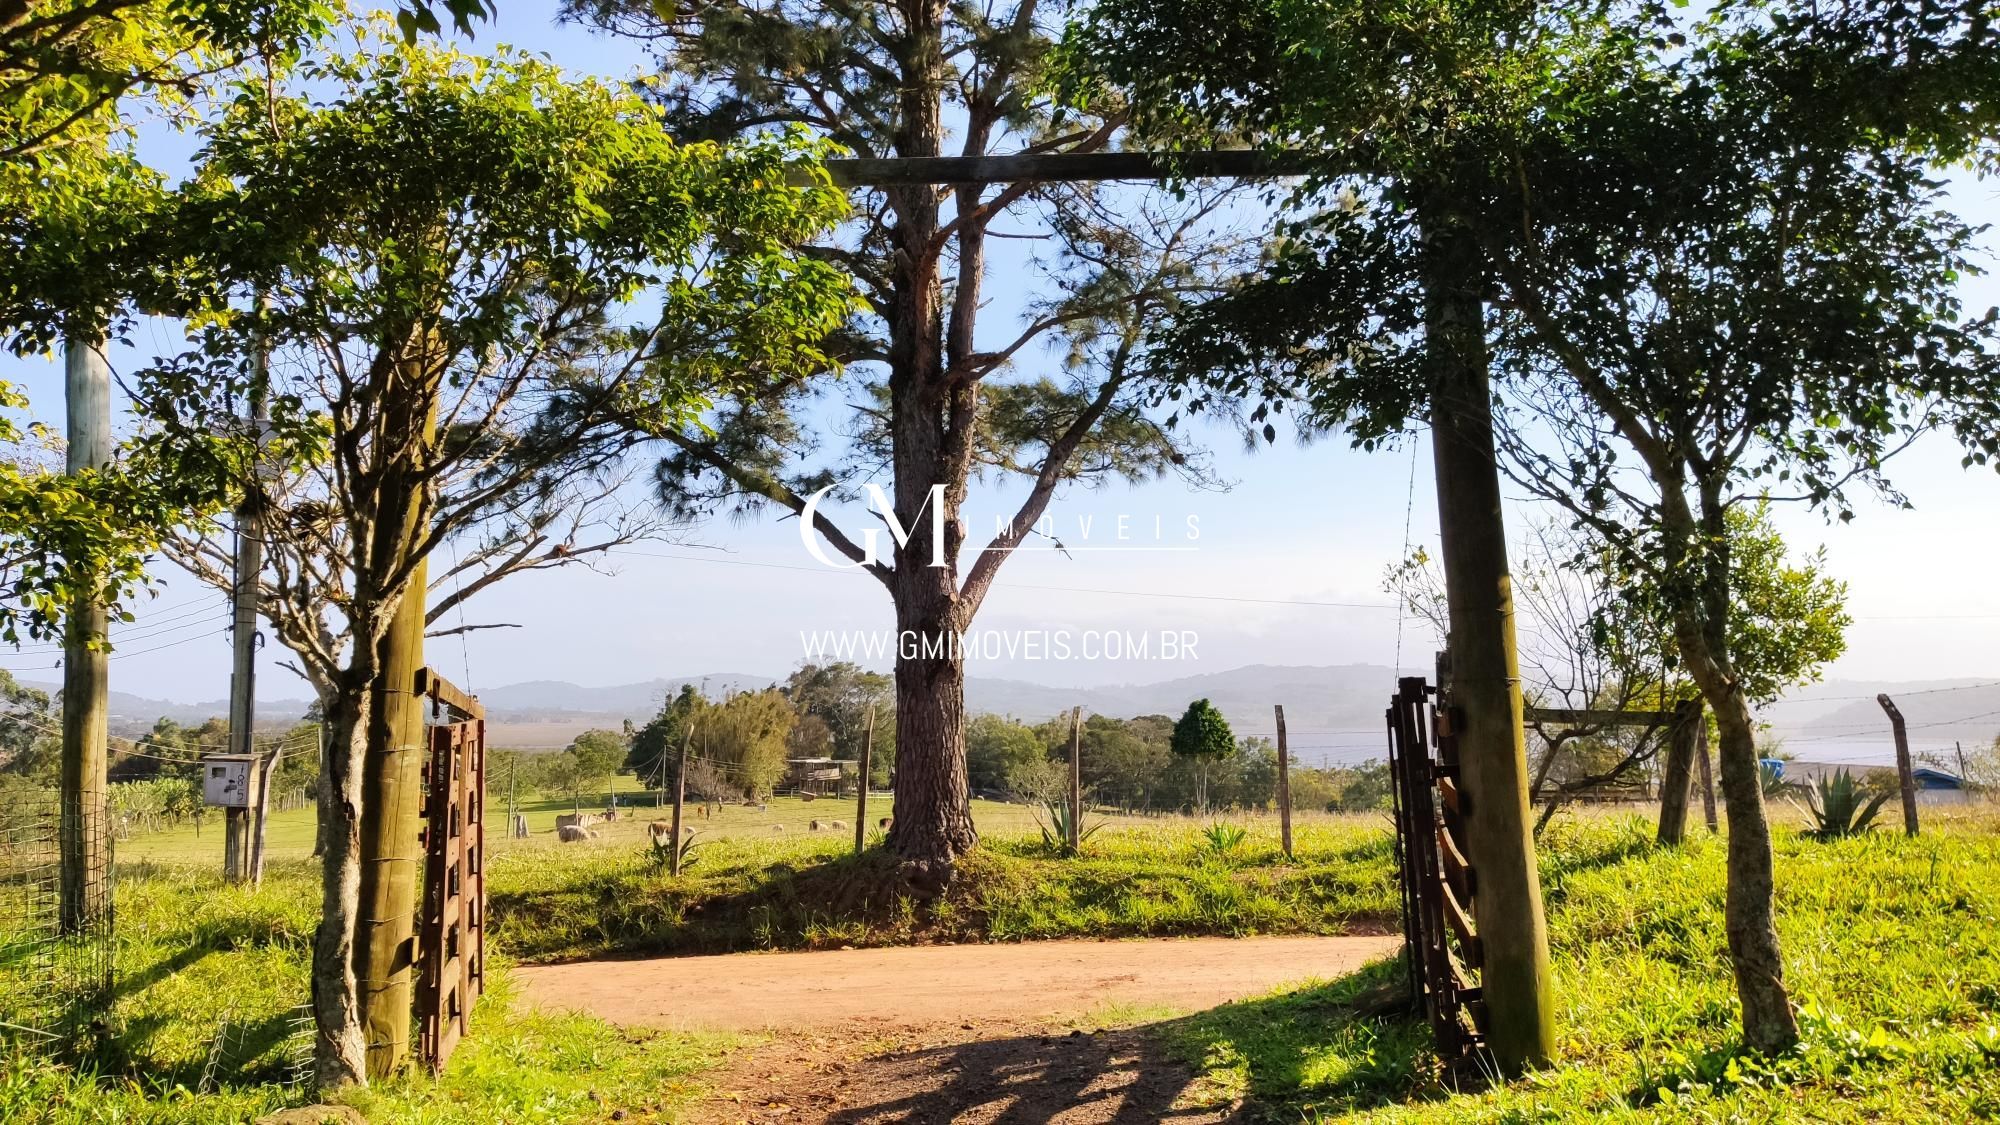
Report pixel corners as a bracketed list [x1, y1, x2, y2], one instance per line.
[2, 859, 743, 1124]
[19, 800, 2000, 1121]
[119, 789, 1402, 961]
[487, 815, 1398, 960]
[1152, 810, 2000, 1121]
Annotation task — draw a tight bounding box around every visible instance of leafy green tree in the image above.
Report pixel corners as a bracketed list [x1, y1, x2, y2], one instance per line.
[0, 667, 56, 781]
[121, 33, 850, 1090]
[547, 730, 625, 813]
[565, 0, 1260, 888]
[1079, 715, 1171, 810]
[628, 684, 699, 783]
[1170, 699, 1235, 812]
[785, 663, 894, 782]
[1069, 0, 2000, 1058]
[696, 690, 795, 800]
[1472, 11, 1996, 1050]
[964, 714, 1044, 796]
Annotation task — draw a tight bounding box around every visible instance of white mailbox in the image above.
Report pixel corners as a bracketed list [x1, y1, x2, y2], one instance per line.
[201, 753, 260, 808]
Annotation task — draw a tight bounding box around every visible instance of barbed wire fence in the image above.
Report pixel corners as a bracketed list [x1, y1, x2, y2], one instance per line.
[0, 789, 116, 1057]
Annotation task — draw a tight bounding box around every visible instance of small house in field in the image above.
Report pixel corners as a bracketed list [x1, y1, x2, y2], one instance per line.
[1912, 767, 1965, 791]
[783, 757, 855, 798]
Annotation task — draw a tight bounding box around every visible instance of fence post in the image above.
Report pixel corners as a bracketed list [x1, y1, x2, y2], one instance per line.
[1877, 694, 1920, 836]
[1067, 706, 1083, 853]
[1656, 700, 1701, 846]
[855, 705, 875, 853]
[669, 728, 690, 875]
[1274, 704, 1293, 859]
[1697, 719, 1718, 832]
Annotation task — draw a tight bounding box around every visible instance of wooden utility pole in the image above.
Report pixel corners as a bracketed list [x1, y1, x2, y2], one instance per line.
[237, 369, 273, 886]
[1274, 704, 1293, 859]
[854, 705, 875, 853]
[1957, 741, 1969, 785]
[1656, 701, 1703, 846]
[1067, 706, 1083, 853]
[59, 336, 111, 934]
[1423, 224, 1554, 1072]
[1876, 694, 1920, 837]
[669, 728, 690, 875]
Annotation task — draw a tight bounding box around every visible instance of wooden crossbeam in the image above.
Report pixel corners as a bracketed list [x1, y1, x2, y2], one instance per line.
[1441, 882, 1483, 968]
[816, 149, 1317, 187]
[1437, 825, 1474, 903]
[416, 668, 484, 721]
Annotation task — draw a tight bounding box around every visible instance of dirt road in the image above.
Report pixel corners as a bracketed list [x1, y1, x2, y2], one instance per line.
[517, 934, 1398, 1033]
[519, 935, 1399, 1124]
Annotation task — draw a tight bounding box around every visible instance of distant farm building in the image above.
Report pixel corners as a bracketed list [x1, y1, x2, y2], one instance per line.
[783, 757, 856, 798]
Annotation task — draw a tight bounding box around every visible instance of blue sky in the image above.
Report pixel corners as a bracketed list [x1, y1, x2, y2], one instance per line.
[3, 2, 1997, 705]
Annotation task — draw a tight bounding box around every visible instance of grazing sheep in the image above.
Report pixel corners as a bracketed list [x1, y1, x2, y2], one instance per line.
[647, 821, 671, 841]
[877, 817, 893, 830]
[771, 823, 786, 833]
[557, 824, 598, 843]
[555, 812, 599, 832]
[829, 820, 847, 831]
[808, 820, 823, 831]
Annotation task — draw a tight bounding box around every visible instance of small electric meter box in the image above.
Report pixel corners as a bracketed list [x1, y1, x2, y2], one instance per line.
[202, 753, 260, 808]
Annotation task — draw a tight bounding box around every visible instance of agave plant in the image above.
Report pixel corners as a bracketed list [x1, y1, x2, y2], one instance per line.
[1796, 770, 1895, 840]
[647, 830, 702, 873]
[1035, 797, 1103, 857]
[1199, 822, 1249, 857]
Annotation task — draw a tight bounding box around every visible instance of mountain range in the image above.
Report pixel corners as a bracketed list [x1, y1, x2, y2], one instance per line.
[55, 665, 2000, 767]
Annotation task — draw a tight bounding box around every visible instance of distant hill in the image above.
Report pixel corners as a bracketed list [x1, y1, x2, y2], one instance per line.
[43, 666, 2000, 766]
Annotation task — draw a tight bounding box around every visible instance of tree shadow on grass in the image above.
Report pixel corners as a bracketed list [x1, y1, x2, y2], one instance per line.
[822, 1024, 1236, 1124]
[808, 956, 1465, 1124]
[1146, 956, 1471, 1122]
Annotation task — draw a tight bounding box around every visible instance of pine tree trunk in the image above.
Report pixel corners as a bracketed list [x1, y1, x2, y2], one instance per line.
[887, 585, 976, 893]
[312, 695, 370, 1090]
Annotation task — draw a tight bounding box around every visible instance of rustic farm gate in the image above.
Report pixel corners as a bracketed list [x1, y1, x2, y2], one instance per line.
[1386, 675, 1487, 1062]
[415, 668, 486, 1072]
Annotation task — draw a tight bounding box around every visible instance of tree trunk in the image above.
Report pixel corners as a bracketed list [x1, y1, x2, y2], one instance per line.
[886, 583, 976, 892]
[1422, 215, 1555, 1074]
[312, 695, 370, 1090]
[1676, 618, 1798, 1053]
[354, 555, 426, 1080]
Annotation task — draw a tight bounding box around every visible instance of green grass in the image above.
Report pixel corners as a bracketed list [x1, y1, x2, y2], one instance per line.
[486, 818, 1399, 960]
[3, 861, 743, 1124]
[1153, 814, 2000, 1121]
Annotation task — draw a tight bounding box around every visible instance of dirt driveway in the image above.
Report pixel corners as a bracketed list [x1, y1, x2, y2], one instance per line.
[517, 934, 1398, 1034]
[518, 935, 1399, 1124]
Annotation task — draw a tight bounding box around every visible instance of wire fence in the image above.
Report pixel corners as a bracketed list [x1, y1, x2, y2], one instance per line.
[0, 789, 116, 1057]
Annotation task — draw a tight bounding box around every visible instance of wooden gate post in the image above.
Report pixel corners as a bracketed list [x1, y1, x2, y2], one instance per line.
[1877, 694, 1920, 837]
[1274, 704, 1293, 859]
[1656, 700, 1703, 846]
[1424, 223, 1554, 1072]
